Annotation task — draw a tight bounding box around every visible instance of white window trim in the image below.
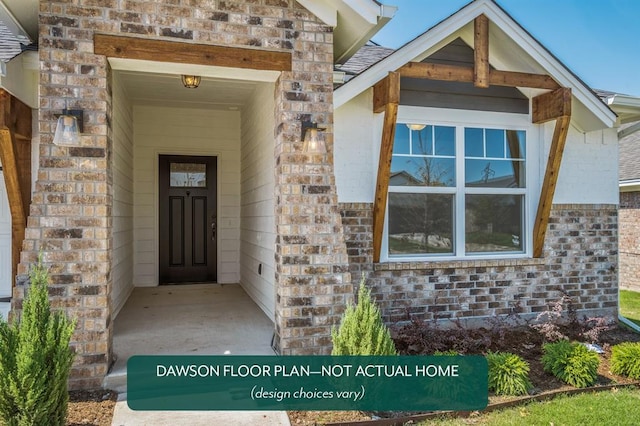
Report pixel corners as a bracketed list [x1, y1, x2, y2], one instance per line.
[381, 106, 540, 263]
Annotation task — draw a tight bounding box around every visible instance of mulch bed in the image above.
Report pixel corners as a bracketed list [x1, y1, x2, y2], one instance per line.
[288, 322, 640, 426]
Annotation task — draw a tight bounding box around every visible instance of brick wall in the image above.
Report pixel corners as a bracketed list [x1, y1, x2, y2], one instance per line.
[340, 203, 618, 324]
[620, 191, 640, 292]
[16, 0, 351, 389]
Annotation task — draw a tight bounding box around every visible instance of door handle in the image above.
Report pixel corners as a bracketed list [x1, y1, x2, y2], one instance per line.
[211, 216, 217, 241]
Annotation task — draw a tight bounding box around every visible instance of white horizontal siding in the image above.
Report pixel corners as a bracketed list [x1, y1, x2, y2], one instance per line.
[240, 83, 276, 320]
[111, 73, 135, 317]
[133, 106, 241, 286]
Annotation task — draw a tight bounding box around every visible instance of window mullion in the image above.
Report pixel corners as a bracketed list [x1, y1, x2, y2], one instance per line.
[456, 126, 465, 257]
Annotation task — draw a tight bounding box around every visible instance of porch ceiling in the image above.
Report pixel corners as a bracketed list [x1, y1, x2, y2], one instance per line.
[116, 70, 260, 110]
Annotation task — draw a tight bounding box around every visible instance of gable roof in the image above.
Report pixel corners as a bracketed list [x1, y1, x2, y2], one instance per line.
[334, 0, 617, 132]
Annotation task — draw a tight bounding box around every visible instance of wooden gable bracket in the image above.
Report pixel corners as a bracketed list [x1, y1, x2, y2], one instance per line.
[372, 71, 400, 262]
[0, 89, 32, 286]
[398, 15, 560, 91]
[94, 34, 292, 72]
[532, 87, 572, 258]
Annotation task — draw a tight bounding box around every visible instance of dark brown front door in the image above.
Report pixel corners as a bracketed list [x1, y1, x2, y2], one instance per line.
[159, 155, 217, 284]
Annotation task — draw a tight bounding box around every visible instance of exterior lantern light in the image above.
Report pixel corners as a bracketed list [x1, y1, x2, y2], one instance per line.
[181, 75, 201, 88]
[301, 121, 326, 154]
[53, 109, 83, 146]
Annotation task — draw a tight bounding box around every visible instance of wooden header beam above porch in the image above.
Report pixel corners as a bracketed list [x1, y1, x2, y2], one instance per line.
[0, 89, 32, 286]
[94, 34, 292, 72]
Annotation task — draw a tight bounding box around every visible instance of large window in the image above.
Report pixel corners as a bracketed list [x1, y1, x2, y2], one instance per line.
[387, 121, 528, 259]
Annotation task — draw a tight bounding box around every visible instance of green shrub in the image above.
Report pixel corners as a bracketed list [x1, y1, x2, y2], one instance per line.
[610, 342, 640, 379]
[486, 351, 532, 396]
[331, 276, 396, 355]
[0, 256, 76, 426]
[541, 340, 599, 388]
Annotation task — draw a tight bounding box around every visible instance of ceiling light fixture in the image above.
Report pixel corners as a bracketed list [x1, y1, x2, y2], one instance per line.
[181, 75, 201, 89]
[406, 123, 427, 131]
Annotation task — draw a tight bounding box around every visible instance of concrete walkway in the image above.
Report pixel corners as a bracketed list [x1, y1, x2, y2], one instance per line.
[107, 284, 289, 425]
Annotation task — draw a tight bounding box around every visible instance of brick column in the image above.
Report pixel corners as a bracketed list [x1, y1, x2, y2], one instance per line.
[273, 12, 352, 355]
[12, 2, 114, 390]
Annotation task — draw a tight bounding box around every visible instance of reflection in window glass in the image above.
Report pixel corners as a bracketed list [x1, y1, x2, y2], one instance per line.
[170, 163, 206, 187]
[464, 128, 484, 157]
[506, 130, 526, 159]
[391, 157, 455, 187]
[411, 126, 432, 155]
[434, 126, 455, 156]
[485, 129, 505, 158]
[465, 159, 525, 188]
[465, 194, 523, 253]
[388, 193, 454, 255]
[394, 124, 411, 154]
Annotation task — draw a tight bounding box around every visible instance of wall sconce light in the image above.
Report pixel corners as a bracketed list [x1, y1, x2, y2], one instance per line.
[301, 121, 326, 154]
[181, 75, 201, 88]
[406, 123, 427, 131]
[53, 109, 83, 146]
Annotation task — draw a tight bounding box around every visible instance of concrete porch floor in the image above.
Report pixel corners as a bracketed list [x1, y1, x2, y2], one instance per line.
[105, 283, 276, 392]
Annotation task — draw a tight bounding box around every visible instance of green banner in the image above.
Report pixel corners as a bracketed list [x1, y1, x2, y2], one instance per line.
[127, 355, 487, 411]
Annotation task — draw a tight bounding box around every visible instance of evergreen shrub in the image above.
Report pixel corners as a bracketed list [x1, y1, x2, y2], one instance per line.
[0, 256, 76, 426]
[331, 276, 396, 356]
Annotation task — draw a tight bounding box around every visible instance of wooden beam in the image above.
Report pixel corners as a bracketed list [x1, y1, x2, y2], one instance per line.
[399, 62, 474, 82]
[398, 62, 560, 90]
[373, 71, 400, 113]
[94, 34, 292, 72]
[533, 115, 571, 257]
[490, 70, 560, 91]
[474, 14, 490, 88]
[372, 101, 399, 263]
[533, 87, 572, 124]
[0, 89, 32, 287]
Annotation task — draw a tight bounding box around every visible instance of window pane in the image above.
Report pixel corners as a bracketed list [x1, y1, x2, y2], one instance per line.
[393, 124, 410, 154]
[465, 159, 525, 188]
[465, 128, 484, 157]
[485, 129, 505, 158]
[388, 193, 454, 255]
[465, 194, 523, 253]
[411, 126, 432, 155]
[506, 130, 526, 159]
[170, 163, 206, 187]
[391, 157, 455, 187]
[434, 126, 455, 156]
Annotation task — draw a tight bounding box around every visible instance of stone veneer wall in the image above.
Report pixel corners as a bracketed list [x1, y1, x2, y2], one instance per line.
[340, 203, 618, 323]
[16, 0, 350, 389]
[620, 192, 640, 292]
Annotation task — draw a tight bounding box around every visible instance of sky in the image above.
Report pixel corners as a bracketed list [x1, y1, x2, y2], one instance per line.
[371, 0, 640, 97]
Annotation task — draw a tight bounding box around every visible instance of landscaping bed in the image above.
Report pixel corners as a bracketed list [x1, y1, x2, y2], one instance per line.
[288, 321, 640, 426]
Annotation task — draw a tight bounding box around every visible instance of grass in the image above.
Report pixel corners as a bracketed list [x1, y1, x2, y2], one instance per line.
[421, 387, 640, 425]
[620, 290, 640, 327]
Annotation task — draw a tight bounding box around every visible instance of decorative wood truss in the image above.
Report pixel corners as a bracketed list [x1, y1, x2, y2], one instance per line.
[372, 14, 571, 262]
[0, 89, 32, 285]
